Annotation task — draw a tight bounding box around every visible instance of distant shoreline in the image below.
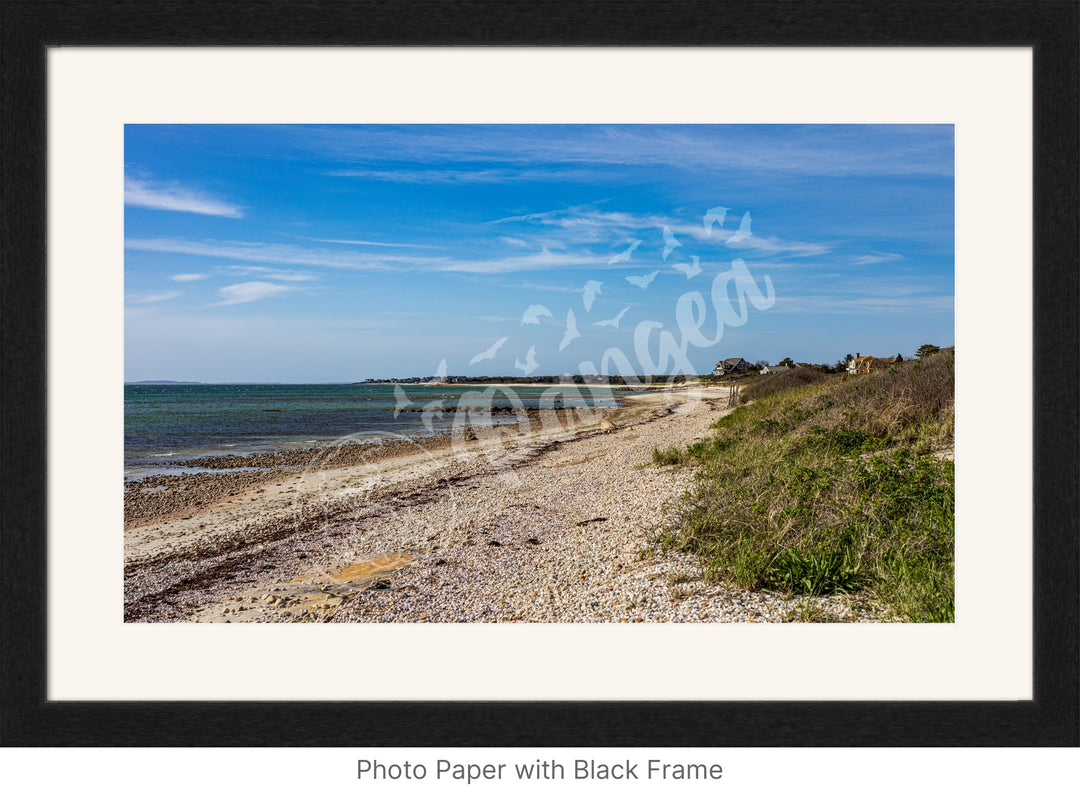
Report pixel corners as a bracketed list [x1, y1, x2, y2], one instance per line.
[357, 379, 697, 390]
[126, 380, 204, 385]
[124, 379, 698, 387]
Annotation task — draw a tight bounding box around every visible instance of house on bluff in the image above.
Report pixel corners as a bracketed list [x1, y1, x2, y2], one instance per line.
[714, 357, 751, 375]
[847, 353, 901, 375]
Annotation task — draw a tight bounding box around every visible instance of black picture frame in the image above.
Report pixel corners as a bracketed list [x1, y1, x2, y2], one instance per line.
[2, 0, 1077, 747]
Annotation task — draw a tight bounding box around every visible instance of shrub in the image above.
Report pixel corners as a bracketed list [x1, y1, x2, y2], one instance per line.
[739, 367, 830, 404]
[651, 445, 685, 466]
[655, 349, 955, 622]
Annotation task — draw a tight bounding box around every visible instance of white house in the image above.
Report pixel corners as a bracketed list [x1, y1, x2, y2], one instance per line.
[847, 353, 900, 375]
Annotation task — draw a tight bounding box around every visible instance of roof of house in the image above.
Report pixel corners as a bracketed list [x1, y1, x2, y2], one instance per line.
[850, 355, 876, 366]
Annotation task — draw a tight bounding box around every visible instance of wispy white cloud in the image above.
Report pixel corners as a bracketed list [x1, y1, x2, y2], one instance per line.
[212, 282, 294, 306]
[490, 205, 584, 224]
[305, 124, 954, 178]
[516, 281, 582, 294]
[125, 236, 605, 275]
[771, 294, 954, 315]
[288, 235, 440, 249]
[494, 208, 680, 252]
[725, 235, 830, 258]
[434, 248, 603, 275]
[494, 206, 832, 258]
[327, 168, 505, 182]
[126, 290, 181, 304]
[326, 167, 598, 183]
[125, 238, 421, 271]
[852, 252, 905, 265]
[125, 220, 825, 279]
[218, 265, 319, 282]
[494, 207, 666, 232]
[124, 175, 243, 218]
[170, 273, 207, 282]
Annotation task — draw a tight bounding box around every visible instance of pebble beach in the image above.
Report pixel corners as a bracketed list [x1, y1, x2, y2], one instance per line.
[124, 386, 885, 624]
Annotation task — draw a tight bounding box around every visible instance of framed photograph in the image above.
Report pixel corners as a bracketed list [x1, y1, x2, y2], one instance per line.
[2, 1, 1076, 747]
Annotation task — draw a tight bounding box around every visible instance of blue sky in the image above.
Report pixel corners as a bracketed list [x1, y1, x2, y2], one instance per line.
[124, 124, 954, 382]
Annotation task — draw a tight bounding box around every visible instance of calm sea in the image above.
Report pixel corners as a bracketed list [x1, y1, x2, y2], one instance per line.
[124, 383, 627, 480]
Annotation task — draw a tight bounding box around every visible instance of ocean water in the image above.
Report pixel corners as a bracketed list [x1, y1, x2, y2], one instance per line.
[124, 383, 627, 480]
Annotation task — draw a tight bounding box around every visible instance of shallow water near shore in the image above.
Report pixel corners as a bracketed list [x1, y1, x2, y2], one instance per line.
[125, 382, 632, 479]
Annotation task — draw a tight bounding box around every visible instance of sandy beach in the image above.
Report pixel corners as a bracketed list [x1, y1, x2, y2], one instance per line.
[124, 386, 883, 623]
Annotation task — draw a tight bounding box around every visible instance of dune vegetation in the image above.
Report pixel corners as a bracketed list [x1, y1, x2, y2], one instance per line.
[655, 349, 955, 622]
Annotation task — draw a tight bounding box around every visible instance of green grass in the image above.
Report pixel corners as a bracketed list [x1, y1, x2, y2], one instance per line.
[655, 349, 955, 622]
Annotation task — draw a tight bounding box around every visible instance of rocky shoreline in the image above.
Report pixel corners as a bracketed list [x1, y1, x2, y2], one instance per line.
[124, 388, 888, 624]
[125, 407, 591, 528]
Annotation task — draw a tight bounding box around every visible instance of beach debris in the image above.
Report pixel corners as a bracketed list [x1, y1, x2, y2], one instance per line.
[600, 420, 616, 431]
[574, 517, 608, 527]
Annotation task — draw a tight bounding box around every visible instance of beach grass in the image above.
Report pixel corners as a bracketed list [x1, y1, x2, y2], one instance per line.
[654, 349, 955, 622]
